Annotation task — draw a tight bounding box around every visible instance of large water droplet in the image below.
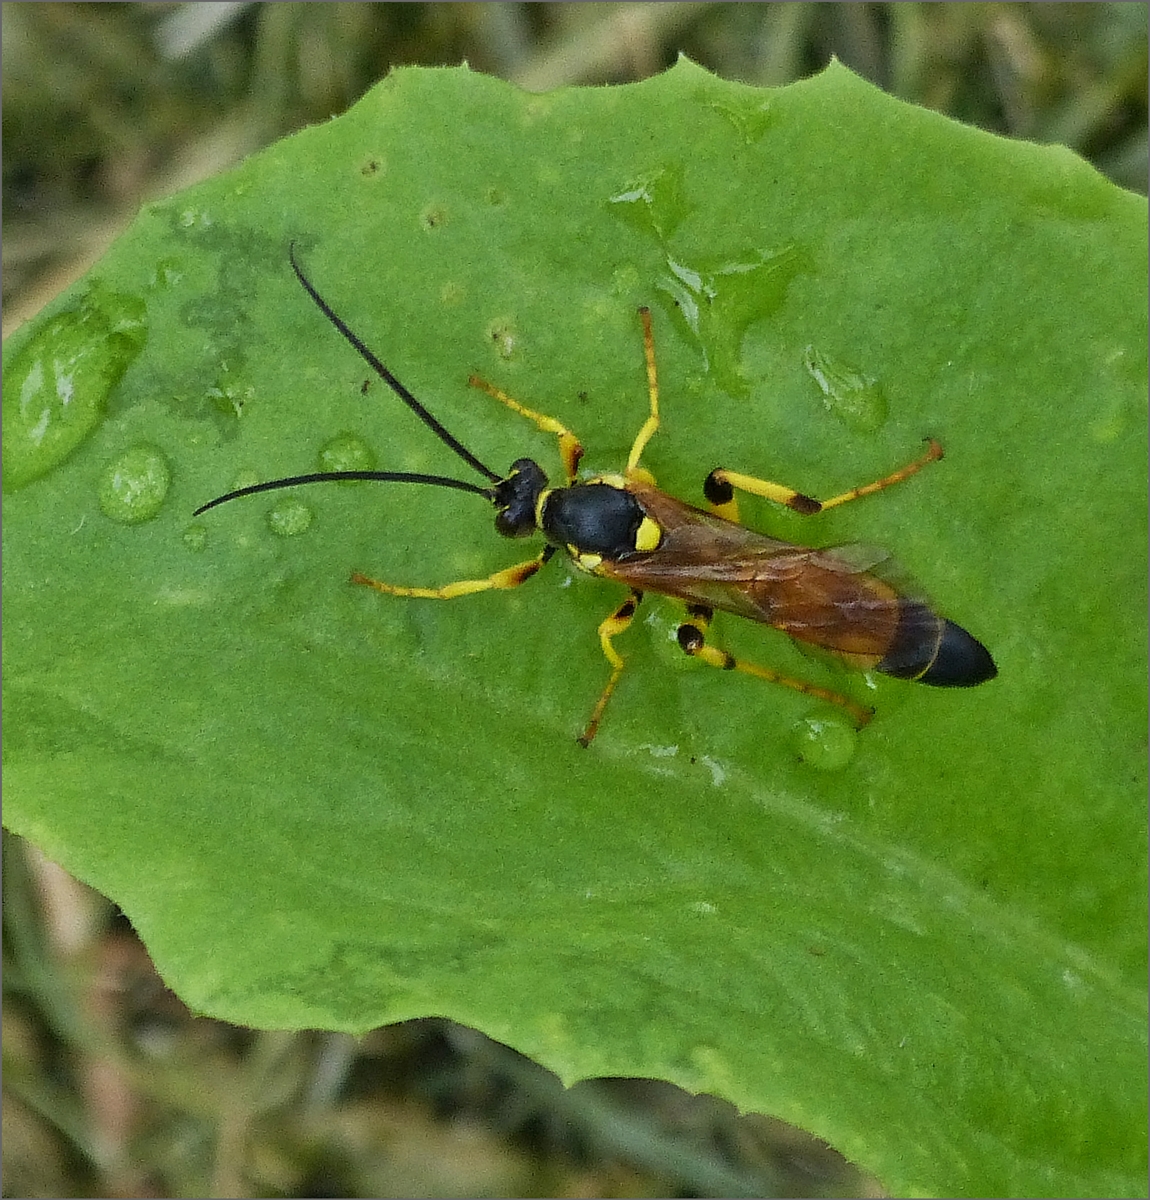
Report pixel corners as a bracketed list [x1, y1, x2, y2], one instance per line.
[802, 345, 888, 434]
[656, 247, 809, 400]
[3, 283, 147, 490]
[98, 444, 171, 524]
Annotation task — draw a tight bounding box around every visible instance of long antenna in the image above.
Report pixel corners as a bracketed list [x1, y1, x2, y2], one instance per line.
[192, 470, 491, 517]
[289, 243, 501, 483]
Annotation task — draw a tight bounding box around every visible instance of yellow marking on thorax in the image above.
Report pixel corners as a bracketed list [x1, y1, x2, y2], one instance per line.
[572, 550, 603, 572]
[635, 515, 662, 552]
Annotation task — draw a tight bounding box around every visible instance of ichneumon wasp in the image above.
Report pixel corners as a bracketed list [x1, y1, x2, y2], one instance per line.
[195, 246, 997, 746]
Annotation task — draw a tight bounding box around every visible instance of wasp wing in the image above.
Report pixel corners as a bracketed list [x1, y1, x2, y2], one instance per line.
[602, 482, 941, 662]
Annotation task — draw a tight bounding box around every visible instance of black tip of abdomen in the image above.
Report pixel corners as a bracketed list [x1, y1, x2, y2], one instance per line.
[877, 604, 997, 688]
[918, 619, 997, 687]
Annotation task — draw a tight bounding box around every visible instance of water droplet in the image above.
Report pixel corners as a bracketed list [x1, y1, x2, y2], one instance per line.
[1087, 348, 1136, 443]
[706, 97, 774, 144]
[178, 208, 213, 231]
[151, 257, 184, 289]
[655, 246, 809, 400]
[610, 264, 642, 295]
[440, 281, 466, 306]
[802, 346, 888, 433]
[420, 204, 448, 231]
[791, 713, 858, 771]
[318, 433, 377, 477]
[607, 162, 689, 241]
[206, 380, 254, 419]
[486, 318, 519, 361]
[697, 754, 728, 787]
[1088, 400, 1125, 444]
[267, 497, 313, 537]
[183, 523, 208, 552]
[98, 444, 172, 524]
[3, 283, 147, 490]
[228, 469, 261, 495]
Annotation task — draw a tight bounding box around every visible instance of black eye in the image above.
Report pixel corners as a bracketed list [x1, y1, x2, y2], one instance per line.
[541, 484, 644, 556]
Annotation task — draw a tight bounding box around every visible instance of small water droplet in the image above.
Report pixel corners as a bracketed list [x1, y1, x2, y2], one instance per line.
[486, 318, 519, 360]
[440, 281, 466, 306]
[656, 246, 809, 400]
[706, 97, 774, 144]
[267, 497, 313, 537]
[420, 203, 448, 231]
[183, 523, 208, 552]
[178, 208, 213, 231]
[229, 469, 261, 494]
[318, 433, 377, 477]
[697, 754, 728, 787]
[791, 713, 858, 771]
[206, 380, 253, 419]
[610, 264, 642, 296]
[802, 346, 888, 433]
[607, 162, 689, 241]
[98, 444, 172, 524]
[3, 283, 148, 490]
[151, 257, 184, 289]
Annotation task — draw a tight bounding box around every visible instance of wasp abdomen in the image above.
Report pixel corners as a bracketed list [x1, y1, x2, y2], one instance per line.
[878, 603, 997, 687]
[918, 618, 997, 686]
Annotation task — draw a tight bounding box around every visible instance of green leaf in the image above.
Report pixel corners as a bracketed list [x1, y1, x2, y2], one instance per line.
[4, 60, 1146, 1197]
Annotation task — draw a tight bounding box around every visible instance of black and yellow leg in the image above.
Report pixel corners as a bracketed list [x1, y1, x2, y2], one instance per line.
[468, 375, 585, 484]
[624, 307, 660, 483]
[704, 439, 944, 524]
[577, 590, 643, 748]
[350, 545, 555, 600]
[676, 605, 875, 727]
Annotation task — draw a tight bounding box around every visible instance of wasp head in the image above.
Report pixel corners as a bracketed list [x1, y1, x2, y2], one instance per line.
[492, 458, 549, 537]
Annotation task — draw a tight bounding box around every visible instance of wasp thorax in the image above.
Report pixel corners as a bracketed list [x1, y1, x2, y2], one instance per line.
[541, 482, 648, 558]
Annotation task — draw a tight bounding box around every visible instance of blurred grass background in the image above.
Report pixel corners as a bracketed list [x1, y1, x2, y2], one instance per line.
[3, 4, 1146, 1197]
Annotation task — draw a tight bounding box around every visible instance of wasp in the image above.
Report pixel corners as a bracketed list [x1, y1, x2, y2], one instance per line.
[195, 246, 997, 746]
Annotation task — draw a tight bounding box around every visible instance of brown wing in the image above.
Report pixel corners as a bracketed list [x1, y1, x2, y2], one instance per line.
[598, 480, 937, 661]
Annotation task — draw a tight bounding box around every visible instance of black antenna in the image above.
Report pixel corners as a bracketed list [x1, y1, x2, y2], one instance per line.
[192, 470, 491, 518]
[289, 242, 501, 483]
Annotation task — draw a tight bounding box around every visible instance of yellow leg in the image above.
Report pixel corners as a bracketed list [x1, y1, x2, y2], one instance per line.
[625, 306, 660, 479]
[705, 439, 944, 523]
[677, 607, 874, 727]
[469, 306, 663, 487]
[350, 548, 552, 600]
[577, 591, 642, 748]
[468, 375, 584, 483]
